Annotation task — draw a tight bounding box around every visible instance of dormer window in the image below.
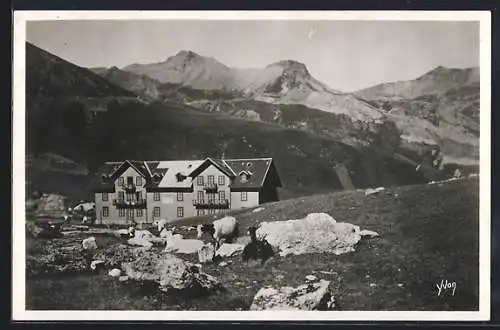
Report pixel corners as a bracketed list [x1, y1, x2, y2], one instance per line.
[240, 171, 250, 183]
[153, 173, 162, 183]
[176, 173, 187, 182]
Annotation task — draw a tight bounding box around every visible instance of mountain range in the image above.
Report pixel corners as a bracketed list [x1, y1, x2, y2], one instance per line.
[26, 42, 441, 202]
[24, 42, 479, 202]
[92, 50, 480, 165]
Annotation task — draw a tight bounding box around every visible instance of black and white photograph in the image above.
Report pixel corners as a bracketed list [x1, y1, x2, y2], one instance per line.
[12, 11, 491, 321]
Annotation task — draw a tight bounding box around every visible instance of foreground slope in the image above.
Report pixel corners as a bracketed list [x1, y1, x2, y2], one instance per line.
[27, 177, 479, 311]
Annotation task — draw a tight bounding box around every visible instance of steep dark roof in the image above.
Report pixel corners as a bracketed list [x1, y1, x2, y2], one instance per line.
[188, 158, 235, 178]
[223, 158, 274, 189]
[91, 157, 279, 192]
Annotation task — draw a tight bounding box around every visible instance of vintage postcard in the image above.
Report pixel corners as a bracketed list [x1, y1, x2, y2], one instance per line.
[12, 10, 491, 321]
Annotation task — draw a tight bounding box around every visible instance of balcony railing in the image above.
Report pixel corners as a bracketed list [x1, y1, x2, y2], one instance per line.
[121, 183, 136, 193]
[113, 199, 146, 209]
[193, 199, 230, 209]
[203, 183, 218, 193]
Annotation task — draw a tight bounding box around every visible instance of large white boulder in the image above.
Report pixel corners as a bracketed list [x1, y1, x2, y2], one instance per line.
[250, 279, 335, 311]
[256, 213, 378, 256]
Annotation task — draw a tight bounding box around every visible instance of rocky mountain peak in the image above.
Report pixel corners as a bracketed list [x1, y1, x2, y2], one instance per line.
[270, 60, 310, 77]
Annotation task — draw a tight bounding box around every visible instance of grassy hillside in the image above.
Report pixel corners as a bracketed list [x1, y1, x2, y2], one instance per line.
[26, 177, 479, 310]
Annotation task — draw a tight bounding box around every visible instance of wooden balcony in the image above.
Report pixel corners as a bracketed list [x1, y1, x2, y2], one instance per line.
[203, 183, 218, 193]
[113, 199, 146, 209]
[193, 199, 229, 209]
[121, 183, 136, 193]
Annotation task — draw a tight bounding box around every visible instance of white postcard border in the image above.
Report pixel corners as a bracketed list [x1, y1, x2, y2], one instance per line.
[12, 10, 492, 321]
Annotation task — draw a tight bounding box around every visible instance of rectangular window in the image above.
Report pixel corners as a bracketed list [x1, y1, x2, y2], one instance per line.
[208, 193, 215, 202]
[177, 192, 184, 201]
[118, 209, 125, 217]
[153, 207, 160, 218]
[154, 192, 160, 201]
[103, 206, 109, 217]
[208, 175, 215, 185]
[218, 175, 225, 186]
[118, 191, 124, 201]
[218, 191, 225, 201]
[102, 192, 108, 201]
[127, 176, 133, 184]
[197, 191, 204, 202]
[136, 209, 143, 217]
[177, 207, 184, 218]
[241, 191, 248, 201]
[136, 176, 143, 186]
[197, 176, 204, 186]
[118, 177, 124, 186]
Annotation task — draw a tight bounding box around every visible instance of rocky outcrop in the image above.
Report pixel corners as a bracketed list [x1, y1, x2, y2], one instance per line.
[250, 279, 335, 311]
[93, 243, 147, 269]
[121, 251, 221, 296]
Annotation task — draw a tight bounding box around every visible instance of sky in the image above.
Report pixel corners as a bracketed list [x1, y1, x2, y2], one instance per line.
[26, 20, 479, 92]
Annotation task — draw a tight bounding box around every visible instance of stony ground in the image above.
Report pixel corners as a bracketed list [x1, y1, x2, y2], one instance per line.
[26, 177, 479, 311]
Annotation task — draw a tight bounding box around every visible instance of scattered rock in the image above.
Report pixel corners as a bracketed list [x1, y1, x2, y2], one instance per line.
[90, 260, 105, 271]
[121, 251, 221, 296]
[108, 268, 122, 277]
[115, 229, 130, 237]
[218, 261, 228, 267]
[159, 229, 173, 239]
[360, 230, 380, 238]
[305, 275, 317, 282]
[127, 237, 153, 249]
[397, 283, 404, 288]
[257, 213, 375, 256]
[250, 279, 335, 311]
[365, 187, 385, 196]
[82, 237, 98, 250]
[319, 270, 337, 275]
[173, 234, 183, 240]
[198, 243, 216, 263]
[252, 207, 265, 213]
[369, 283, 377, 288]
[119, 275, 129, 282]
[165, 238, 205, 254]
[216, 243, 245, 258]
